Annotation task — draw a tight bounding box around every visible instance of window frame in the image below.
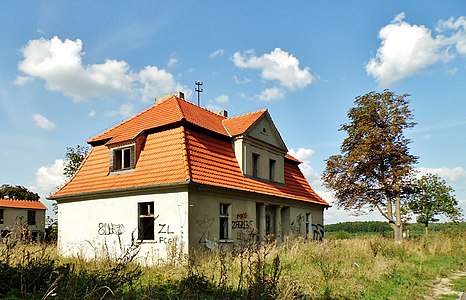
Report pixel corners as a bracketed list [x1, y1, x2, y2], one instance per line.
[305, 213, 312, 238]
[111, 144, 135, 173]
[138, 202, 155, 241]
[219, 203, 231, 242]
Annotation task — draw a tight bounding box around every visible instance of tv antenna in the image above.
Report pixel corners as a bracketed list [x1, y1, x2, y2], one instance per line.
[195, 81, 203, 106]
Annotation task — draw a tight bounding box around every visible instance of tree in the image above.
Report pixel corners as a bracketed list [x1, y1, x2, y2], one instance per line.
[408, 173, 462, 235]
[0, 184, 40, 201]
[322, 90, 418, 242]
[64, 144, 90, 178]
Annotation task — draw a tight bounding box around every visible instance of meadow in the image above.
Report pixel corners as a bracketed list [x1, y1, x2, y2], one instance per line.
[0, 225, 465, 299]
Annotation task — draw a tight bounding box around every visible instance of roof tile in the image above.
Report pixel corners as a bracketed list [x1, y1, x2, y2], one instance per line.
[0, 199, 47, 210]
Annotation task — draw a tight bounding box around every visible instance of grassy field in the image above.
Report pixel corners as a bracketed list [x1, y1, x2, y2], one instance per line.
[0, 227, 465, 299]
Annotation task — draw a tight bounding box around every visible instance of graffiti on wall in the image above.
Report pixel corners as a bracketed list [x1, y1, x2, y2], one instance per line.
[197, 215, 214, 244]
[98, 223, 125, 236]
[290, 213, 305, 235]
[233, 212, 255, 241]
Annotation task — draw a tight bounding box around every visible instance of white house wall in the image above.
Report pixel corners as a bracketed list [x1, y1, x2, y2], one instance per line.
[58, 190, 189, 265]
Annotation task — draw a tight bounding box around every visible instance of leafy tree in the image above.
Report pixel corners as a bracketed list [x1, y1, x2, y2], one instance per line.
[322, 90, 418, 242]
[408, 173, 462, 235]
[63, 144, 90, 178]
[0, 184, 40, 201]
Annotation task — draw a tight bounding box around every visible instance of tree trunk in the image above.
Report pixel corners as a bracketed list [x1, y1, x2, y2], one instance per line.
[390, 222, 403, 243]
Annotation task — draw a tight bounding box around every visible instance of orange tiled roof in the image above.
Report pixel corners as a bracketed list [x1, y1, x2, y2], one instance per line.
[51, 96, 328, 206]
[222, 109, 267, 136]
[0, 199, 47, 210]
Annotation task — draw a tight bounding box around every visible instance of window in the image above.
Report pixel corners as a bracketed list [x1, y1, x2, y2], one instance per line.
[28, 210, 36, 225]
[269, 159, 276, 181]
[112, 146, 134, 172]
[0, 209, 3, 224]
[305, 213, 312, 237]
[138, 202, 155, 240]
[252, 153, 260, 177]
[219, 203, 231, 240]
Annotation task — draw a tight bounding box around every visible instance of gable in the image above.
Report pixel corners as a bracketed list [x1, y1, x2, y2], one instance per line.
[245, 113, 287, 151]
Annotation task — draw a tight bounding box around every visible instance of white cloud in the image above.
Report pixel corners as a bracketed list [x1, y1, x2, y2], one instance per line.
[214, 94, 229, 103]
[88, 110, 96, 117]
[138, 66, 190, 102]
[16, 36, 188, 102]
[366, 13, 451, 87]
[234, 76, 251, 84]
[288, 147, 318, 183]
[206, 104, 221, 112]
[33, 114, 56, 130]
[233, 48, 314, 90]
[210, 49, 224, 58]
[167, 57, 178, 67]
[14, 75, 33, 85]
[258, 87, 285, 102]
[32, 159, 66, 197]
[105, 103, 135, 118]
[416, 166, 466, 183]
[367, 13, 466, 86]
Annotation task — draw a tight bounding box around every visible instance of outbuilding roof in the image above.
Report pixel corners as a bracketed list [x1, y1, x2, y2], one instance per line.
[51, 95, 328, 206]
[0, 199, 47, 210]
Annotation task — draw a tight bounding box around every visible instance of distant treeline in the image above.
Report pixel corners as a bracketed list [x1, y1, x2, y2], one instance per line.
[325, 221, 465, 236]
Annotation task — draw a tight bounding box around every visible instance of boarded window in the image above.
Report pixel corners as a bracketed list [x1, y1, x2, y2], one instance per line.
[28, 210, 36, 225]
[219, 203, 230, 240]
[138, 202, 155, 240]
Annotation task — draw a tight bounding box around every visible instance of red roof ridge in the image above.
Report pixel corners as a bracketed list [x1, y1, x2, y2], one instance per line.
[88, 102, 158, 144]
[176, 96, 229, 120]
[0, 199, 47, 210]
[228, 108, 268, 120]
[285, 153, 302, 164]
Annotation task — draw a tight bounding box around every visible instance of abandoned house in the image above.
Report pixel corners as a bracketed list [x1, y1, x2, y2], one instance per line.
[50, 93, 329, 264]
[0, 198, 47, 241]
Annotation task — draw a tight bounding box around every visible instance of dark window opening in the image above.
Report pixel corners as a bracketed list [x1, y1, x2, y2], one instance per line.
[28, 210, 36, 225]
[138, 202, 155, 240]
[0, 209, 3, 224]
[252, 153, 260, 177]
[219, 203, 230, 240]
[269, 159, 276, 181]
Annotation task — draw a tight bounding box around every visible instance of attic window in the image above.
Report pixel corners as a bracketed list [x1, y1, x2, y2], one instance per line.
[111, 145, 135, 172]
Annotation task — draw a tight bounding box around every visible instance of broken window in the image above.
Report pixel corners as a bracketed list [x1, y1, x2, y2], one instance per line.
[112, 146, 134, 172]
[219, 203, 231, 240]
[0, 209, 3, 224]
[138, 202, 155, 240]
[27, 210, 36, 225]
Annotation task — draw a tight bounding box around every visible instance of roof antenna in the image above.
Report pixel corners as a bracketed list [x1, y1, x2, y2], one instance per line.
[195, 81, 203, 106]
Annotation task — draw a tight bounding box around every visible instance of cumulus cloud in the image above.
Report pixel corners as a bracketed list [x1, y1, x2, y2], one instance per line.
[210, 49, 224, 58]
[167, 57, 178, 67]
[367, 13, 450, 86]
[14, 75, 33, 85]
[213, 94, 229, 103]
[33, 114, 56, 130]
[416, 166, 466, 183]
[32, 159, 66, 197]
[16, 36, 188, 102]
[367, 13, 466, 86]
[105, 103, 135, 118]
[233, 48, 314, 90]
[258, 87, 285, 102]
[288, 147, 319, 183]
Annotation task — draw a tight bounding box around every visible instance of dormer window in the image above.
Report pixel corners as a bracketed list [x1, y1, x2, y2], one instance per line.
[111, 145, 135, 172]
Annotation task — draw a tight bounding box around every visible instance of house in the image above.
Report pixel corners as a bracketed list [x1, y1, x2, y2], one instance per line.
[50, 93, 329, 264]
[0, 198, 47, 241]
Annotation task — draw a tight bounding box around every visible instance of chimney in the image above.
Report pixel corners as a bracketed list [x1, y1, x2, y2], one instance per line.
[217, 110, 228, 117]
[177, 91, 185, 99]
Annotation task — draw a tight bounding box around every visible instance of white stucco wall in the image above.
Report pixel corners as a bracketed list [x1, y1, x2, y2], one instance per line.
[58, 190, 189, 265]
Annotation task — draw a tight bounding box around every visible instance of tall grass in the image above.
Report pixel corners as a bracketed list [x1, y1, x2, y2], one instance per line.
[0, 227, 465, 299]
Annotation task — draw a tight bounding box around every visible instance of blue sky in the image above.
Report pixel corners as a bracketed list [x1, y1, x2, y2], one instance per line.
[1, 1, 465, 224]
